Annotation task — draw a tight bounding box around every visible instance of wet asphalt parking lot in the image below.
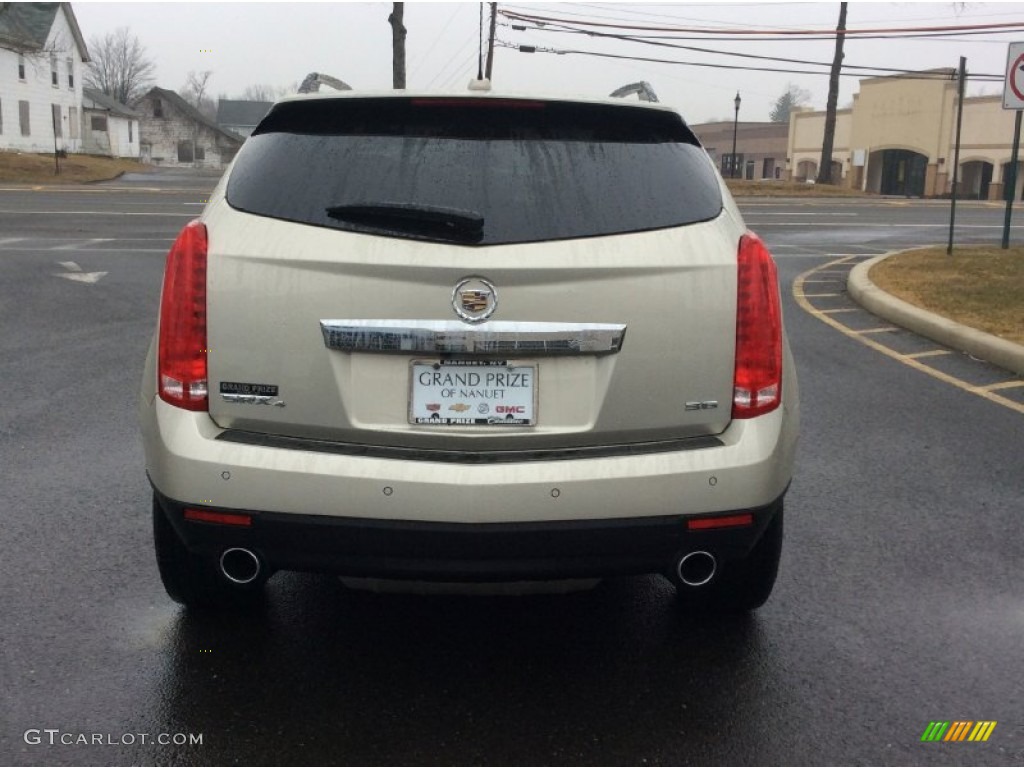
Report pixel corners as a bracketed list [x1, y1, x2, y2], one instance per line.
[1, 172, 1022, 765]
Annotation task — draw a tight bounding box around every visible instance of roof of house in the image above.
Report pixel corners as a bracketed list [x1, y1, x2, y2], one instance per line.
[83, 88, 141, 119]
[0, 3, 89, 60]
[217, 99, 274, 128]
[137, 87, 244, 144]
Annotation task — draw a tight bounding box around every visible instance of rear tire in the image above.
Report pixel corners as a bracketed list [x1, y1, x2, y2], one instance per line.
[674, 505, 783, 613]
[152, 495, 265, 609]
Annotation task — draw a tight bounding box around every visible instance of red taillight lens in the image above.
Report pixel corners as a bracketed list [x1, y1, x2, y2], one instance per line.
[158, 220, 208, 411]
[687, 513, 754, 531]
[184, 508, 252, 527]
[732, 233, 782, 419]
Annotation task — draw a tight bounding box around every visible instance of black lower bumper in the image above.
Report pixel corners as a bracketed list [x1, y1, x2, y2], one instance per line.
[153, 488, 785, 582]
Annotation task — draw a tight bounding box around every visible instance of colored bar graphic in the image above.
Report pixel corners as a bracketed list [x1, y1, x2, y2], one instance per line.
[921, 721, 996, 742]
[969, 722, 998, 742]
[921, 721, 950, 742]
[945, 721, 972, 741]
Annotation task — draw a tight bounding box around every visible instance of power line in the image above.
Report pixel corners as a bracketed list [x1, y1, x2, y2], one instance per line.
[503, 2, 1024, 29]
[502, 42, 1004, 82]
[502, 18, 1024, 43]
[425, 31, 479, 89]
[440, 49, 481, 90]
[409, 4, 463, 77]
[500, 8, 1024, 38]
[499, 21, 1006, 79]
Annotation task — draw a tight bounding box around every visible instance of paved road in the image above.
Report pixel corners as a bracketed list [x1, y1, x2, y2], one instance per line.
[1, 177, 1021, 766]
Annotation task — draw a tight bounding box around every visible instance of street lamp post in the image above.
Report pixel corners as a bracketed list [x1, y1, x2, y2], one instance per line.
[731, 91, 741, 179]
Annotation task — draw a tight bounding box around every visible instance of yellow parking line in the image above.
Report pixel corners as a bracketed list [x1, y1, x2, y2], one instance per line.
[854, 327, 899, 335]
[905, 350, 952, 359]
[801, 293, 841, 298]
[974, 380, 1024, 392]
[794, 256, 1024, 415]
[820, 308, 862, 314]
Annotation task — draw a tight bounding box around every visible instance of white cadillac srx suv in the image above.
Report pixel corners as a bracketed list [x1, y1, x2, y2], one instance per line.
[140, 91, 799, 611]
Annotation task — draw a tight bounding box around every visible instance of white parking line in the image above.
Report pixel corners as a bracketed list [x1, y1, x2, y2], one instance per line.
[754, 222, 1024, 229]
[0, 247, 168, 253]
[53, 238, 114, 250]
[0, 209, 193, 217]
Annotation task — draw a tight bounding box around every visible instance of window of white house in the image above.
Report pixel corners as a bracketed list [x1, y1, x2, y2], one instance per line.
[195, 146, 205, 161]
[18, 55, 26, 80]
[154, 100, 163, 118]
[52, 104, 62, 137]
[19, 100, 30, 136]
[128, 120, 133, 142]
[91, 115, 107, 131]
[67, 58, 74, 88]
[177, 140, 194, 162]
[69, 107, 78, 139]
[0, 99, 4, 134]
[50, 54, 58, 87]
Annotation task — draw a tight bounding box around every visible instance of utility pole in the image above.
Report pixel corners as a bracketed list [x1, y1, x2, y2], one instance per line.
[485, 2, 497, 81]
[389, 2, 407, 89]
[817, 2, 847, 185]
[947, 57, 967, 255]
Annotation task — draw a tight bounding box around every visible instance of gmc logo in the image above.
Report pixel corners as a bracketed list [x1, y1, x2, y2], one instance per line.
[495, 405, 525, 414]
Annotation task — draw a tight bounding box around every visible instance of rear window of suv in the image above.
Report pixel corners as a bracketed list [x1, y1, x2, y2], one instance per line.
[226, 97, 723, 246]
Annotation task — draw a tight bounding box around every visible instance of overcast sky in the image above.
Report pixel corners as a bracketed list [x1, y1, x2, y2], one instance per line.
[71, 1, 1024, 123]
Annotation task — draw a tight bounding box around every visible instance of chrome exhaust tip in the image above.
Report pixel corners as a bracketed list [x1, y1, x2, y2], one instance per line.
[676, 551, 717, 587]
[219, 547, 261, 585]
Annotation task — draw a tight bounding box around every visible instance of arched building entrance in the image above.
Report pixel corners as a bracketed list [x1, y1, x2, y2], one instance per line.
[873, 149, 928, 196]
[960, 161, 993, 200]
[1000, 161, 1024, 201]
[795, 160, 817, 182]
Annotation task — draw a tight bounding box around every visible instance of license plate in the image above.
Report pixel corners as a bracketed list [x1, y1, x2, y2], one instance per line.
[409, 360, 537, 425]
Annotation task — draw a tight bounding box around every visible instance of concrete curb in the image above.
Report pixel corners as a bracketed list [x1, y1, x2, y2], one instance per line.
[848, 252, 1024, 377]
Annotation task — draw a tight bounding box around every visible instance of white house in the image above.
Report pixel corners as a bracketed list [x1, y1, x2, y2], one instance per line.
[82, 87, 139, 158]
[0, 2, 88, 154]
[134, 87, 243, 167]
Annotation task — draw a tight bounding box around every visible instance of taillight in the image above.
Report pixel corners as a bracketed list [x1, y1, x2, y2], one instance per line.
[732, 233, 782, 419]
[158, 220, 208, 411]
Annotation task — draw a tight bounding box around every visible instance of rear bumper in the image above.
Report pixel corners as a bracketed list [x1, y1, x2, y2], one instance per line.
[141, 394, 797, 526]
[154, 487, 785, 581]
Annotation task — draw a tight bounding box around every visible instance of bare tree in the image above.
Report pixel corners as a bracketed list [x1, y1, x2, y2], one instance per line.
[181, 70, 214, 168]
[241, 84, 275, 101]
[182, 70, 216, 119]
[769, 83, 812, 123]
[238, 83, 294, 101]
[817, 2, 847, 185]
[84, 27, 156, 105]
[388, 3, 406, 89]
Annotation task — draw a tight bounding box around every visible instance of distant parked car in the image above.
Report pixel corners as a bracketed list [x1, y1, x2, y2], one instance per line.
[140, 89, 799, 611]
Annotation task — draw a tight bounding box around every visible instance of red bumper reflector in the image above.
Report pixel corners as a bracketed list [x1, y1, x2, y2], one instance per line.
[687, 513, 754, 531]
[184, 508, 252, 527]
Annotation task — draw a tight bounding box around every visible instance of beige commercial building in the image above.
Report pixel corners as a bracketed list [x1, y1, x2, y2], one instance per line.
[690, 121, 789, 181]
[787, 68, 1024, 200]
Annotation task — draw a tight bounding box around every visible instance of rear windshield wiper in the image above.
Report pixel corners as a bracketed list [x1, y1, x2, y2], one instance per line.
[325, 203, 484, 243]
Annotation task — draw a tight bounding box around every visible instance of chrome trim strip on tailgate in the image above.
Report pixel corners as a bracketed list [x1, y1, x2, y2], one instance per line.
[215, 430, 722, 463]
[320, 320, 627, 355]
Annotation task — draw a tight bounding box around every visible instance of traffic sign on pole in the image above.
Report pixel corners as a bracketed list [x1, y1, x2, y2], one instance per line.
[1003, 42, 1024, 109]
